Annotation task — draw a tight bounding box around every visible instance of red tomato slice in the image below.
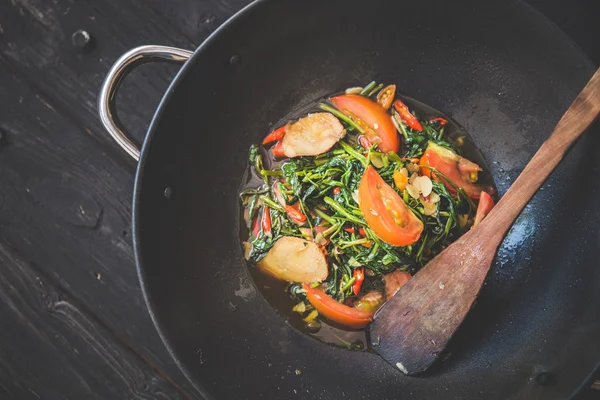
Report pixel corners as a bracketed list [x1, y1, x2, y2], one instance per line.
[419, 142, 493, 199]
[473, 191, 495, 227]
[358, 166, 423, 246]
[331, 95, 399, 153]
[302, 283, 374, 328]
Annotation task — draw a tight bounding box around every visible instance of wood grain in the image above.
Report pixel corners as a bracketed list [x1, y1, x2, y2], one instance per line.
[0, 55, 201, 397]
[371, 68, 600, 375]
[0, 0, 253, 396]
[0, 240, 190, 400]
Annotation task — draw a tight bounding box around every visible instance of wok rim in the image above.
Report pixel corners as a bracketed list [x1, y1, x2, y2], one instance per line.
[130, 1, 597, 399]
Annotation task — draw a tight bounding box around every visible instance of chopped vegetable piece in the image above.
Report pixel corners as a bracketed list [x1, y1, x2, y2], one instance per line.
[272, 141, 285, 158]
[281, 113, 346, 157]
[393, 99, 423, 132]
[263, 125, 288, 145]
[358, 166, 424, 246]
[303, 309, 319, 323]
[393, 169, 409, 191]
[359, 135, 373, 151]
[262, 207, 272, 237]
[352, 267, 365, 295]
[258, 237, 328, 282]
[419, 142, 493, 199]
[354, 291, 383, 312]
[251, 214, 260, 238]
[292, 302, 306, 314]
[429, 117, 448, 126]
[473, 191, 495, 227]
[376, 84, 396, 110]
[331, 95, 399, 153]
[286, 204, 307, 224]
[383, 270, 411, 300]
[302, 283, 375, 328]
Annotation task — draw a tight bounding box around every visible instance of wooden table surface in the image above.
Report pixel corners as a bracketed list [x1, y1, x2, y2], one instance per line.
[0, 0, 598, 399]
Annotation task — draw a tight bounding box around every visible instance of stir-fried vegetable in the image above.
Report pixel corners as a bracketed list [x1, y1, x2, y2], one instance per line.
[240, 81, 495, 332]
[419, 142, 494, 199]
[331, 94, 399, 153]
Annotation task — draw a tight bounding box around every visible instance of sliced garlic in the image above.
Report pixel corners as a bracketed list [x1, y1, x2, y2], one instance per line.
[345, 87, 363, 94]
[413, 176, 433, 197]
[429, 192, 441, 203]
[421, 198, 438, 216]
[406, 183, 420, 199]
[399, 167, 409, 177]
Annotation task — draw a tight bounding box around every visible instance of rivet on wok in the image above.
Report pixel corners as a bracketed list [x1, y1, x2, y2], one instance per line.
[536, 371, 554, 386]
[229, 54, 241, 65]
[72, 29, 94, 52]
[164, 187, 173, 199]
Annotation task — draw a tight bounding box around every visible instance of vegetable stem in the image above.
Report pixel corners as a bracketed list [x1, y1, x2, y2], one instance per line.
[319, 103, 366, 134]
[359, 81, 376, 96]
[314, 208, 337, 225]
[260, 196, 285, 213]
[323, 197, 366, 226]
[340, 276, 357, 292]
[339, 141, 368, 167]
[367, 83, 384, 97]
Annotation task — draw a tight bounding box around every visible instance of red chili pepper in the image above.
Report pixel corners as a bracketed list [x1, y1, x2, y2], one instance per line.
[262, 125, 287, 145]
[271, 141, 286, 158]
[358, 227, 366, 237]
[285, 204, 307, 224]
[359, 135, 373, 151]
[333, 186, 341, 195]
[429, 117, 448, 126]
[251, 214, 260, 238]
[393, 100, 423, 132]
[344, 227, 355, 234]
[262, 207, 272, 236]
[352, 267, 365, 295]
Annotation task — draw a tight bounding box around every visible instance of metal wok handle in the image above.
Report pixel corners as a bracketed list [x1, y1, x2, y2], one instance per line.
[98, 45, 193, 161]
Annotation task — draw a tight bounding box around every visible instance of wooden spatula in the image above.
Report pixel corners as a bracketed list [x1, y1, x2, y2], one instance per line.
[370, 67, 600, 376]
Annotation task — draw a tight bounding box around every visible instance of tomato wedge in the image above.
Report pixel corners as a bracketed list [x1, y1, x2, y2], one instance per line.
[419, 142, 493, 199]
[331, 95, 399, 153]
[358, 166, 423, 246]
[302, 283, 374, 328]
[473, 191, 495, 227]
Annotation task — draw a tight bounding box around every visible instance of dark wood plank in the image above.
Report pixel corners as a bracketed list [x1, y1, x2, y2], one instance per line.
[0, 62, 199, 397]
[0, 0, 251, 396]
[0, 240, 189, 400]
[0, 0, 248, 151]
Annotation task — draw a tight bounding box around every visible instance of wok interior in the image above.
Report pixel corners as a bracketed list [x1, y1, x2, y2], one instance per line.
[135, 1, 600, 399]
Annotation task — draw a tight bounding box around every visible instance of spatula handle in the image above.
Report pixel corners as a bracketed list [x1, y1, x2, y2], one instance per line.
[481, 68, 600, 242]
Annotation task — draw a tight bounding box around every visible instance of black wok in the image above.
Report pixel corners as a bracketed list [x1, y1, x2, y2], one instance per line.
[98, 0, 600, 398]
